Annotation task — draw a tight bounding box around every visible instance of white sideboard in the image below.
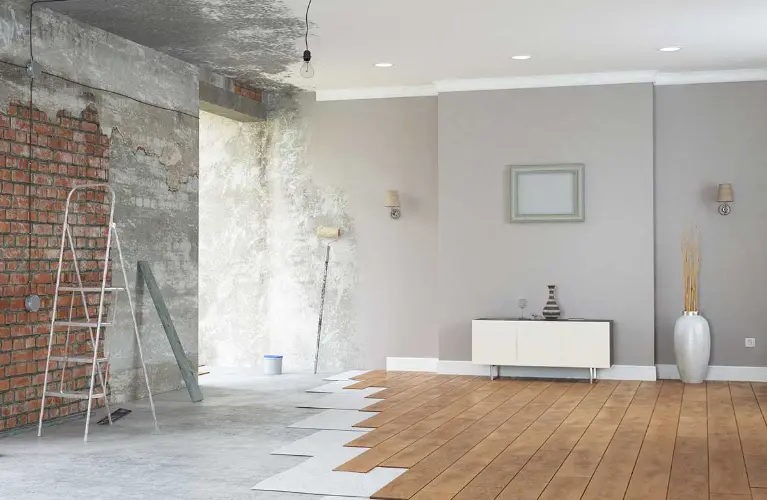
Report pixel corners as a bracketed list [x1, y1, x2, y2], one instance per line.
[471, 318, 611, 381]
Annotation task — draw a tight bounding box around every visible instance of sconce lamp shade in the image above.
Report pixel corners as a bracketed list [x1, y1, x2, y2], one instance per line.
[385, 190, 401, 208]
[717, 184, 734, 203]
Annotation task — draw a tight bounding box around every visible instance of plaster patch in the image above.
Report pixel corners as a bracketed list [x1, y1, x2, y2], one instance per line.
[199, 99, 361, 373]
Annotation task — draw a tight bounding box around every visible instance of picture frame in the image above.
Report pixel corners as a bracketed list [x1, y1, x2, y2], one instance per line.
[508, 164, 585, 222]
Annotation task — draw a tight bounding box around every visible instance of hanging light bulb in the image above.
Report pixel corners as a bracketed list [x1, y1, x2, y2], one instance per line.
[299, 0, 316, 79]
[301, 49, 315, 79]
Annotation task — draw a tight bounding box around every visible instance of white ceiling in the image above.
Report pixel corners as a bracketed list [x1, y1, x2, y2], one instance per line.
[283, 0, 767, 91]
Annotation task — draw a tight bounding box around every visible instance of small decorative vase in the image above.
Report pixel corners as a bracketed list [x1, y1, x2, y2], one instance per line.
[542, 285, 561, 320]
[673, 311, 710, 383]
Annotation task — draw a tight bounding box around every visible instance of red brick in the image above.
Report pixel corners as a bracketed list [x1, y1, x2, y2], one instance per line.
[0, 105, 110, 430]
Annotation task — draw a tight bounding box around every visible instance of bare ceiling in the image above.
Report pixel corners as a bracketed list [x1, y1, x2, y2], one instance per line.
[49, 0, 306, 90]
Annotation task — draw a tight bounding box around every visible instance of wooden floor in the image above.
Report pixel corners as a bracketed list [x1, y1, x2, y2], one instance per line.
[336, 371, 767, 500]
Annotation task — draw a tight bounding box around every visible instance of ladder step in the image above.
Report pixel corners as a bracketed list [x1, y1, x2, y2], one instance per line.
[59, 287, 125, 292]
[54, 321, 112, 328]
[50, 356, 108, 364]
[44, 390, 105, 400]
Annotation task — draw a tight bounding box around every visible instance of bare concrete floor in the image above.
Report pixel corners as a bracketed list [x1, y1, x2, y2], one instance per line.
[0, 369, 344, 500]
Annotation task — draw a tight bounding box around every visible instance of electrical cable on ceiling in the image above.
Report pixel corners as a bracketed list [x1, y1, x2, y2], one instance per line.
[300, 0, 314, 79]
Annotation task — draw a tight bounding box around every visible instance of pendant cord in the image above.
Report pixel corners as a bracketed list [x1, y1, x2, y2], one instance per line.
[305, 0, 312, 51]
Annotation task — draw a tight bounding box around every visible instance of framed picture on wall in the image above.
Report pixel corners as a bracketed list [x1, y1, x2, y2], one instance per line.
[508, 164, 585, 222]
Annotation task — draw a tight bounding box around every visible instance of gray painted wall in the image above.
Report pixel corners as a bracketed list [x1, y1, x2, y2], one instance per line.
[655, 82, 767, 366]
[1, 1, 199, 401]
[307, 97, 440, 368]
[438, 84, 656, 366]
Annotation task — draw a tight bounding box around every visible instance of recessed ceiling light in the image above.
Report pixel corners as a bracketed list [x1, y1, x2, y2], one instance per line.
[659, 46, 682, 52]
[374, 62, 394, 68]
[511, 55, 532, 60]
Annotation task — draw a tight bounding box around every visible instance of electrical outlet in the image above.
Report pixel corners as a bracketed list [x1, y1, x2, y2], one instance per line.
[745, 338, 756, 348]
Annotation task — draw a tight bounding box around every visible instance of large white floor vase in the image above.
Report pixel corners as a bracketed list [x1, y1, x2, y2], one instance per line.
[674, 311, 711, 383]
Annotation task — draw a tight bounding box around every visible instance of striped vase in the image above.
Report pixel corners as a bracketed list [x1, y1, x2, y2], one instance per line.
[542, 285, 561, 320]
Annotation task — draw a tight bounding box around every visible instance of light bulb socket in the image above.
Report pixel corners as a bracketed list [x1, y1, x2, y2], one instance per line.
[303, 49, 312, 63]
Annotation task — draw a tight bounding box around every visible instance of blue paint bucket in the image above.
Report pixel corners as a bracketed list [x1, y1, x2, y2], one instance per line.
[264, 354, 283, 375]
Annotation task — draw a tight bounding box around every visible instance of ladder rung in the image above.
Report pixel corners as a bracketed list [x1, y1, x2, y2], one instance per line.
[44, 390, 105, 400]
[54, 321, 112, 328]
[50, 356, 108, 364]
[58, 287, 125, 292]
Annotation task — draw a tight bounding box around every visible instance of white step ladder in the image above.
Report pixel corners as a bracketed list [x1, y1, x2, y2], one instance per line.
[37, 184, 157, 442]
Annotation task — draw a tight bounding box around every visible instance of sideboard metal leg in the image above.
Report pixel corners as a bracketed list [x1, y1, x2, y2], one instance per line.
[589, 367, 593, 384]
[490, 365, 495, 381]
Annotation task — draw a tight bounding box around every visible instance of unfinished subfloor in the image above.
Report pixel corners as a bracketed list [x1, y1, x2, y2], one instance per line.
[0, 369, 339, 500]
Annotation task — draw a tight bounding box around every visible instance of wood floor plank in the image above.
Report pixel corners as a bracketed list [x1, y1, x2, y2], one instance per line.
[338, 381, 531, 473]
[352, 369, 388, 381]
[365, 376, 458, 410]
[623, 381, 684, 500]
[667, 383, 709, 500]
[709, 495, 752, 500]
[537, 381, 641, 500]
[730, 383, 767, 488]
[752, 488, 767, 500]
[578, 381, 662, 500]
[707, 382, 750, 496]
[444, 382, 595, 500]
[346, 378, 498, 448]
[468, 381, 617, 500]
[356, 379, 511, 429]
[453, 381, 612, 500]
[346, 372, 420, 390]
[546, 380, 640, 480]
[380, 381, 552, 469]
[372, 382, 585, 500]
[366, 374, 447, 401]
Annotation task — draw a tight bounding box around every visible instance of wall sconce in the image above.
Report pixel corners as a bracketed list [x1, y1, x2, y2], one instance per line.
[717, 183, 734, 216]
[385, 190, 401, 219]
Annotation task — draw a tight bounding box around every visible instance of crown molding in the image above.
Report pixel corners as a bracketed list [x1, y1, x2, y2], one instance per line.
[315, 85, 437, 101]
[434, 71, 657, 93]
[314, 69, 767, 101]
[654, 68, 767, 86]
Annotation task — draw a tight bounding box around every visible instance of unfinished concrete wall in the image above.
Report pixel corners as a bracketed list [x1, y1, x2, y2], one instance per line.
[0, 1, 198, 429]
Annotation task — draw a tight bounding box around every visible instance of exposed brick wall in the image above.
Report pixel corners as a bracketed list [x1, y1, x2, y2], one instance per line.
[0, 102, 112, 432]
[233, 81, 263, 102]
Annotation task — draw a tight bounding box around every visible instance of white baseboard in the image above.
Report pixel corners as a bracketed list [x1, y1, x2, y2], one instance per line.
[386, 357, 439, 372]
[388, 357, 656, 381]
[389, 358, 767, 382]
[656, 364, 767, 382]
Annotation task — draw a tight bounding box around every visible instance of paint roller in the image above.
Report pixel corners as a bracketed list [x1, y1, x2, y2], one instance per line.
[314, 226, 342, 374]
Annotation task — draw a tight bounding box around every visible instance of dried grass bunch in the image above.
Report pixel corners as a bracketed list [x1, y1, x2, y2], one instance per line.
[681, 227, 701, 312]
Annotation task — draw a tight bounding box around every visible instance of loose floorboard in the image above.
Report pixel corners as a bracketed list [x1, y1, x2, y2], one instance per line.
[329, 373, 767, 500]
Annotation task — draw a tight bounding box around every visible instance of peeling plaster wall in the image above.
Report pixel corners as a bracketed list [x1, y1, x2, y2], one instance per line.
[199, 94, 439, 372]
[199, 103, 361, 373]
[1, 1, 199, 402]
